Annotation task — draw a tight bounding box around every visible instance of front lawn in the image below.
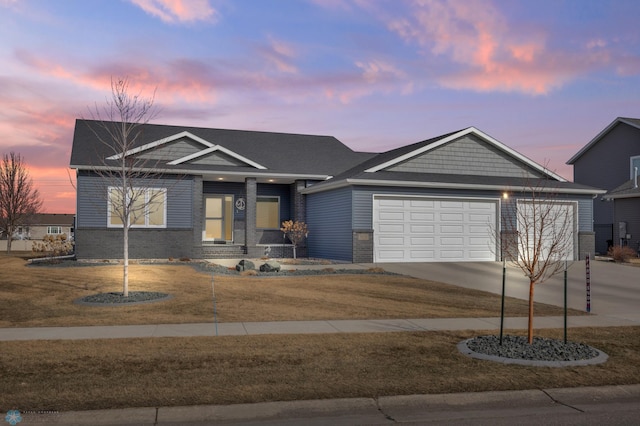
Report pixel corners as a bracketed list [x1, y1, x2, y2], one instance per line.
[0, 257, 583, 327]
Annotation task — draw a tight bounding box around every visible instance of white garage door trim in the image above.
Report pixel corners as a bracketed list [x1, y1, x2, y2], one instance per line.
[373, 195, 500, 263]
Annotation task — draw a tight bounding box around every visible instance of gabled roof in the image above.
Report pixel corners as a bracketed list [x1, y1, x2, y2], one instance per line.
[567, 117, 640, 165]
[363, 127, 566, 181]
[302, 127, 589, 195]
[69, 120, 373, 181]
[105, 130, 267, 169]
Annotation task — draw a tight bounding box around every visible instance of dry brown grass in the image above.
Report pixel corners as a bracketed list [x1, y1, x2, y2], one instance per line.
[0, 257, 584, 327]
[1, 327, 638, 411]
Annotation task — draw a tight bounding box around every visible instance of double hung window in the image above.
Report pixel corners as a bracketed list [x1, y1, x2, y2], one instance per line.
[108, 187, 167, 228]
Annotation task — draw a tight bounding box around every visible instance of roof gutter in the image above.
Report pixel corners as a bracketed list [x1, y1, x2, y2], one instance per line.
[301, 178, 606, 196]
[69, 164, 331, 181]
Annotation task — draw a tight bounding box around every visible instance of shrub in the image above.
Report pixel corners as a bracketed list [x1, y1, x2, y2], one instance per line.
[608, 245, 637, 263]
[31, 234, 74, 261]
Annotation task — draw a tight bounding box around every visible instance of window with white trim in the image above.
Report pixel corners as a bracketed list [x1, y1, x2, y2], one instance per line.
[256, 196, 279, 229]
[108, 187, 167, 228]
[631, 155, 640, 179]
[47, 226, 62, 234]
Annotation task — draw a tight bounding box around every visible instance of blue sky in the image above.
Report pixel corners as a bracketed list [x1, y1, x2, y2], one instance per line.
[1, 0, 639, 212]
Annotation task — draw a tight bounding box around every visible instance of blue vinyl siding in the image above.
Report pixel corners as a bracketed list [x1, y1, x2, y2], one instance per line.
[306, 187, 353, 261]
[76, 174, 193, 229]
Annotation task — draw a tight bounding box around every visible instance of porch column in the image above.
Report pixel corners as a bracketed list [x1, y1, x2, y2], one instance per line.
[293, 180, 306, 222]
[244, 177, 260, 256]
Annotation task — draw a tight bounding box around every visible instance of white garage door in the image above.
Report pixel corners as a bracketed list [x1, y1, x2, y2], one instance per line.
[373, 196, 498, 262]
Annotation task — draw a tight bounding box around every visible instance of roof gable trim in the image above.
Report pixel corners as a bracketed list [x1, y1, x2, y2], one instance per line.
[105, 130, 266, 169]
[364, 127, 567, 182]
[106, 131, 214, 160]
[168, 145, 267, 169]
[567, 117, 640, 164]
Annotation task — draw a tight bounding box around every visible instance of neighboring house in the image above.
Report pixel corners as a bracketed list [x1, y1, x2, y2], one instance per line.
[567, 117, 640, 254]
[70, 119, 603, 262]
[0, 213, 75, 251]
[25, 213, 75, 240]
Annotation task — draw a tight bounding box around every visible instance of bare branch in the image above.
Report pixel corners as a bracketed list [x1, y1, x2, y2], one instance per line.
[0, 152, 43, 252]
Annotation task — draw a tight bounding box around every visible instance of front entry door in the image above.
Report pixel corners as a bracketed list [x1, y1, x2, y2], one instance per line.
[203, 195, 234, 242]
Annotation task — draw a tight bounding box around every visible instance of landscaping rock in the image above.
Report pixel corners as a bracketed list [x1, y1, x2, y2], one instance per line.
[236, 259, 256, 271]
[259, 260, 281, 272]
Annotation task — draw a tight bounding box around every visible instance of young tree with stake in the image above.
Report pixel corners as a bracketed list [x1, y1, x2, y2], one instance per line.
[498, 182, 574, 344]
[86, 77, 163, 297]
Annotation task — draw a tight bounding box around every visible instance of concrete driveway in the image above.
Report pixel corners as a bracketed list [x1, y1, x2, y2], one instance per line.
[378, 260, 640, 324]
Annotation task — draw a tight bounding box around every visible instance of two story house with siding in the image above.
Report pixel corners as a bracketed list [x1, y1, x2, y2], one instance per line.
[567, 117, 640, 254]
[70, 119, 603, 262]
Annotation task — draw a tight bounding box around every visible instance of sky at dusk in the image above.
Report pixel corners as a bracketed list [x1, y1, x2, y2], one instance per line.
[1, 0, 639, 214]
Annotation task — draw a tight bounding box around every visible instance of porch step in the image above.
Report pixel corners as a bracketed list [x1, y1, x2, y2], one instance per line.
[201, 244, 247, 259]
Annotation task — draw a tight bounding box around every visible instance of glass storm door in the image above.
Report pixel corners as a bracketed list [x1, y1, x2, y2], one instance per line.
[203, 195, 234, 241]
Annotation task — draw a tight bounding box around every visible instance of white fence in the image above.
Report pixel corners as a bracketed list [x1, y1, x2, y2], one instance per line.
[0, 240, 34, 251]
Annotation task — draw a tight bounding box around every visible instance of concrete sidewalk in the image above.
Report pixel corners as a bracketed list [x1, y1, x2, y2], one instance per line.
[1, 314, 638, 341]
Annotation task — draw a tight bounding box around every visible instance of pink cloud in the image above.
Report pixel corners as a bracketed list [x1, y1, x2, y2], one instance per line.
[129, 0, 218, 24]
[354, 0, 615, 95]
[255, 36, 299, 74]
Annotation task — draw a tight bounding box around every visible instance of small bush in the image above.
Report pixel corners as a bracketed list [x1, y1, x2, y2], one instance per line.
[31, 234, 74, 262]
[240, 269, 258, 276]
[608, 245, 637, 263]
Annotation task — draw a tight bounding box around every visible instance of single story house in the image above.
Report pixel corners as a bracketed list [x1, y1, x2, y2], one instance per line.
[0, 213, 75, 251]
[567, 117, 640, 254]
[70, 119, 603, 262]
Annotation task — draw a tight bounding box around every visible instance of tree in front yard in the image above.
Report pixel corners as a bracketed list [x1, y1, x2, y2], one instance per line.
[498, 181, 575, 344]
[0, 152, 43, 253]
[85, 77, 162, 297]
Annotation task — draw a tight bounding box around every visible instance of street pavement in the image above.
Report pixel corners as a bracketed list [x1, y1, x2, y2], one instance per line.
[3, 259, 639, 425]
[13, 385, 640, 425]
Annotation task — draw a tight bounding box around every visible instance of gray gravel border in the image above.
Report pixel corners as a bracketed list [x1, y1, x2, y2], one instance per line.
[74, 291, 173, 307]
[457, 337, 609, 367]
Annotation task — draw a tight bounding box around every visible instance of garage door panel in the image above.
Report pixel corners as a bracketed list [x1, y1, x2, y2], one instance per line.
[377, 250, 405, 259]
[409, 250, 435, 260]
[440, 237, 464, 245]
[410, 237, 435, 245]
[378, 223, 405, 233]
[441, 250, 464, 258]
[379, 211, 405, 221]
[440, 225, 464, 234]
[440, 213, 464, 221]
[374, 197, 498, 263]
[410, 212, 434, 221]
[379, 236, 405, 245]
[378, 199, 405, 207]
[440, 201, 464, 208]
[410, 224, 434, 233]
[410, 200, 434, 208]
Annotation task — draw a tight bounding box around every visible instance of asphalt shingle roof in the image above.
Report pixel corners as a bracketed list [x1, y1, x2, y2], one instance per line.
[69, 120, 375, 177]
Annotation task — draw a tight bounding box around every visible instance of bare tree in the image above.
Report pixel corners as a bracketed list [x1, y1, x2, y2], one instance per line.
[0, 152, 43, 253]
[86, 77, 163, 297]
[498, 182, 575, 343]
